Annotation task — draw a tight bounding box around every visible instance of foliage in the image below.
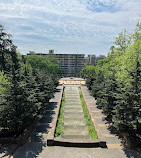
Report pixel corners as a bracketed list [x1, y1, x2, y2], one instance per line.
[25, 55, 62, 76]
[55, 91, 65, 137]
[0, 25, 61, 137]
[0, 71, 9, 95]
[80, 65, 96, 90]
[0, 71, 9, 105]
[80, 23, 141, 139]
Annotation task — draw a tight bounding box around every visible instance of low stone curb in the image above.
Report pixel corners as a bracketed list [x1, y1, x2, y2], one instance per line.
[48, 138, 106, 147]
[47, 86, 64, 143]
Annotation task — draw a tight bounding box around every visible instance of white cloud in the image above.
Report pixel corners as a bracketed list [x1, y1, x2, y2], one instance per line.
[0, 0, 141, 55]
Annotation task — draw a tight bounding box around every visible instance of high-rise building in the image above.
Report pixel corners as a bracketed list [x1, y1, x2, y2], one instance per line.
[87, 55, 105, 66]
[27, 50, 105, 76]
[54, 54, 85, 77]
[27, 50, 85, 77]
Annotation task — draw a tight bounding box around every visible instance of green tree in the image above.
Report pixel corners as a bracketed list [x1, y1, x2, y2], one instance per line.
[0, 25, 61, 137]
[81, 23, 141, 140]
[80, 65, 96, 90]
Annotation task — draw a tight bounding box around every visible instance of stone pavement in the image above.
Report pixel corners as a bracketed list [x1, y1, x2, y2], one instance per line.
[81, 86, 122, 148]
[0, 144, 17, 158]
[59, 77, 86, 85]
[10, 85, 140, 158]
[61, 86, 90, 140]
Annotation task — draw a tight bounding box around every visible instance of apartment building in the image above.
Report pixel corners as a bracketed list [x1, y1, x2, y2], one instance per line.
[54, 54, 85, 77]
[27, 50, 105, 76]
[87, 55, 105, 66]
[27, 50, 85, 77]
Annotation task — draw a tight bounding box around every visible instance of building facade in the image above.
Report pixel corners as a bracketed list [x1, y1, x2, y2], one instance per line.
[27, 50, 85, 77]
[54, 54, 85, 77]
[27, 50, 105, 77]
[87, 55, 105, 66]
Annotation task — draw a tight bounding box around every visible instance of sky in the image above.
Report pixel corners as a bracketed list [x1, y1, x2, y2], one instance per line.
[0, 0, 141, 56]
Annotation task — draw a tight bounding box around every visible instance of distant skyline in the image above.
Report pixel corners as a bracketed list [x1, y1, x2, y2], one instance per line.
[0, 0, 141, 56]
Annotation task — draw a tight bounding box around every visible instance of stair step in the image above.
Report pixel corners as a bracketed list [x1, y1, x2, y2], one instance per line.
[64, 108, 83, 113]
[65, 98, 80, 100]
[65, 96, 79, 98]
[60, 86, 90, 141]
[64, 111, 84, 115]
[66, 95, 79, 96]
[64, 113, 84, 119]
[65, 103, 81, 105]
[64, 119, 86, 126]
[64, 117, 84, 122]
[65, 102, 81, 104]
[64, 106, 82, 109]
[64, 107, 82, 110]
[64, 125, 88, 135]
[61, 134, 90, 140]
[65, 100, 80, 103]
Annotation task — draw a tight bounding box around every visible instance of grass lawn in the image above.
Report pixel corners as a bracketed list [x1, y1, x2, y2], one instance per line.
[79, 89, 98, 139]
[54, 90, 65, 137]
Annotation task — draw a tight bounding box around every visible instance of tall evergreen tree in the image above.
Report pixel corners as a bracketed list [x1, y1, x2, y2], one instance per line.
[0, 25, 13, 72]
[113, 59, 141, 137]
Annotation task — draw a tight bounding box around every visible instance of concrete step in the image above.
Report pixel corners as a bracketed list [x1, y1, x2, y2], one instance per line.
[64, 113, 84, 119]
[65, 98, 80, 100]
[65, 95, 80, 97]
[64, 111, 84, 115]
[64, 118, 86, 126]
[64, 104, 82, 108]
[61, 134, 90, 140]
[64, 106, 82, 109]
[64, 104, 82, 107]
[64, 106, 82, 111]
[66, 94, 79, 95]
[65, 92, 78, 94]
[65, 102, 81, 105]
[64, 108, 83, 113]
[64, 117, 85, 122]
[64, 125, 88, 135]
[60, 86, 90, 141]
[65, 94, 79, 95]
[65, 95, 79, 96]
[65, 99, 80, 101]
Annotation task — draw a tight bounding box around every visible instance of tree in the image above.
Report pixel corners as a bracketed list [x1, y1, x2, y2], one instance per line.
[80, 65, 96, 90]
[0, 25, 13, 72]
[81, 23, 141, 140]
[0, 25, 61, 137]
[113, 55, 141, 138]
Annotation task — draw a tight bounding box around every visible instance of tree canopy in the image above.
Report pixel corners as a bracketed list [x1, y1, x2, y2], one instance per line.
[0, 25, 61, 137]
[80, 23, 141, 139]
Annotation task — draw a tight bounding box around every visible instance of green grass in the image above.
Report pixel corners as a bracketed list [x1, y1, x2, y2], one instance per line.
[79, 89, 98, 139]
[55, 91, 65, 137]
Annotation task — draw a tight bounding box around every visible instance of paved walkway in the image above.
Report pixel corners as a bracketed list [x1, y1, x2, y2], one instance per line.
[81, 86, 122, 148]
[59, 77, 86, 85]
[62, 86, 90, 140]
[6, 85, 140, 158]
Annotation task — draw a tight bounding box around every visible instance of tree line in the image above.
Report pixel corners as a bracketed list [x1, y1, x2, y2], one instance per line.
[81, 23, 141, 141]
[0, 25, 61, 137]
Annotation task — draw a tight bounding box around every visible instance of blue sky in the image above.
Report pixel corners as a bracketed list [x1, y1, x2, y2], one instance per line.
[0, 0, 141, 56]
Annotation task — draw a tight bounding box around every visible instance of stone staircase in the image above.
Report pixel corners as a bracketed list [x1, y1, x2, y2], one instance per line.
[61, 86, 90, 140]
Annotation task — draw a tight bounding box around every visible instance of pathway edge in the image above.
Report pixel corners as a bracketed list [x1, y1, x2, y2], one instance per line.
[47, 86, 64, 145]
